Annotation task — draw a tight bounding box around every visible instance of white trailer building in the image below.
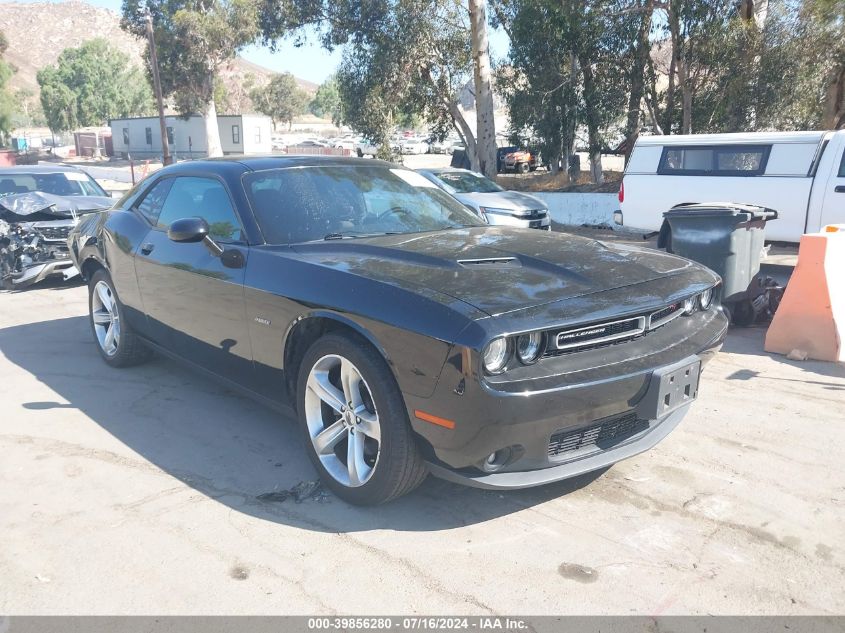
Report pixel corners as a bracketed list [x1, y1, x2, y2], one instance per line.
[109, 114, 273, 159]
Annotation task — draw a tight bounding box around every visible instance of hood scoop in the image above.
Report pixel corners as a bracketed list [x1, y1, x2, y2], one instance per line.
[456, 256, 520, 268]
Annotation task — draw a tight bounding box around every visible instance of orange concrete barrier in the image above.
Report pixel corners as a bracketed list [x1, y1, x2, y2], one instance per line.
[765, 226, 845, 362]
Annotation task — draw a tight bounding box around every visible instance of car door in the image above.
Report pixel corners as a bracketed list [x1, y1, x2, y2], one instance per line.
[133, 174, 254, 384]
[818, 140, 845, 230]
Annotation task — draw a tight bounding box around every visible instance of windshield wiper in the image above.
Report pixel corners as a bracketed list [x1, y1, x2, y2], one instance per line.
[322, 231, 402, 241]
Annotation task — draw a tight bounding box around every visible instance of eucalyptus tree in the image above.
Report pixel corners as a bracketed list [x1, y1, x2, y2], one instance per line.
[121, 0, 259, 157]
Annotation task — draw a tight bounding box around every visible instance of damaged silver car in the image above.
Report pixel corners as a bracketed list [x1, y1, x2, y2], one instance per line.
[0, 166, 113, 290]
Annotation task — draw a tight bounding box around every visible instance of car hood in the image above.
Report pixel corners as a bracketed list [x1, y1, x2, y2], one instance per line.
[291, 227, 700, 317]
[455, 191, 547, 212]
[0, 192, 112, 223]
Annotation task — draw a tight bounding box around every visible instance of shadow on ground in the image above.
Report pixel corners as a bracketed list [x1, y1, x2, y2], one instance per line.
[1, 315, 606, 533]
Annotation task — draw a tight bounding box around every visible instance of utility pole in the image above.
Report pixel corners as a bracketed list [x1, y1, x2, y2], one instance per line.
[145, 9, 172, 166]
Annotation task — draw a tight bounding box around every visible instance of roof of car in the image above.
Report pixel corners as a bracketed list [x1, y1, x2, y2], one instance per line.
[162, 155, 398, 174]
[418, 168, 474, 176]
[0, 164, 88, 174]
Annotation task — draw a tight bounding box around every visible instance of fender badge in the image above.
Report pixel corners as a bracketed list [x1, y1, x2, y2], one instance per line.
[254, 317, 271, 326]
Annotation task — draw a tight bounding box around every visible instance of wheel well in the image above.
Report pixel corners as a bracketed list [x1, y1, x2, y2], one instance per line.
[81, 257, 105, 282]
[283, 317, 379, 405]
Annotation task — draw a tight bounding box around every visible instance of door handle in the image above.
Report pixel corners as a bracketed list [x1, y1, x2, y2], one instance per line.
[140, 242, 155, 255]
[835, 185, 845, 193]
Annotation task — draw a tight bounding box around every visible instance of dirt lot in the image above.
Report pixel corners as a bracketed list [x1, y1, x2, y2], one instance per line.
[1, 281, 843, 615]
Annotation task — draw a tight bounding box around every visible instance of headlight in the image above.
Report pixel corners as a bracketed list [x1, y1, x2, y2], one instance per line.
[516, 331, 544, 364]
[479, 207, 513, 217]
[683, 296, 697, 315]
[699, 287, 713, 310]
[483, 337, 510, 374]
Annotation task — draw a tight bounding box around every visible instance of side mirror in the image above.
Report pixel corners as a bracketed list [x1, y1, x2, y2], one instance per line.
[168, 217, 209, 243]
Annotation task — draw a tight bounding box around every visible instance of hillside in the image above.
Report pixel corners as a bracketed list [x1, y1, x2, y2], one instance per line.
[0, 0, 317, 110]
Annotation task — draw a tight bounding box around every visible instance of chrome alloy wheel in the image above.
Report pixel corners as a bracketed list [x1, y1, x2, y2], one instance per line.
[91, 280, 121, 357]
[304, 354, 381, 487]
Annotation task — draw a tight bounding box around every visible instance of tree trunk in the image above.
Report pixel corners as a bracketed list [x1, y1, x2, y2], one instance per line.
[448, 100, 480, 171]
[665, 2, 680, 135]
[822, 64, 845, 130]
[204, 92, 223, 158]
[580, 56, 604, 185]
[469, 0, 497, 179]
[624, 0, 653, 162]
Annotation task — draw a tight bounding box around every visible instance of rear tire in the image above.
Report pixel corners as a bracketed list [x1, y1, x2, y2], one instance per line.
[518, 162, 530, 174]
[88, 269, 151, 367]
[296, 333, 428, 505]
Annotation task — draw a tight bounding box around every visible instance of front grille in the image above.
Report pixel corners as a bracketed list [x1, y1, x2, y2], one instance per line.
[548, 411, 647, 457]
[37, 225, 72, 241]
[551, 316, 646, 352]
[519, 209, 547, 220]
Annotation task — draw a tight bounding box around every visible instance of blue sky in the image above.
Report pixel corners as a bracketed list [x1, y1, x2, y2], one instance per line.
[33, 0, 509, 84]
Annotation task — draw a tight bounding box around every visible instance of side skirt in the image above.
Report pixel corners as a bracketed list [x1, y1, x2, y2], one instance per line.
[139, 337, 297, 420]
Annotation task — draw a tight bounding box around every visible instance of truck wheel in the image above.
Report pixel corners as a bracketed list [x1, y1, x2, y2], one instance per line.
[518, 162, 530, 174]
[297, 333, 428, 505]
[88, 269, 151, 367]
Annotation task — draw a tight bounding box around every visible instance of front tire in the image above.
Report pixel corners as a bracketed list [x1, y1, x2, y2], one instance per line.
[297, 333, 428, 505]
[88, 269, 150, 367]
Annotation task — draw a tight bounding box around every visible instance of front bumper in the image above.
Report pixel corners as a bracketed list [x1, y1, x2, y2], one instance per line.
[405, 308, 727, 489]
[6, 259, 79, 289]
[485, 214, 551, 230]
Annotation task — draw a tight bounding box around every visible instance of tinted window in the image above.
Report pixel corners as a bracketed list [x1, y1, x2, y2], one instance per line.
[157, 177, 243, 242]
[0, 172, 106, 197]
[134, 178, 174, 225]
[433, 171, 503, 194]
[838, 149, 845, 178]
[658, 145, 770, 176]
[244, 165, 483, 244]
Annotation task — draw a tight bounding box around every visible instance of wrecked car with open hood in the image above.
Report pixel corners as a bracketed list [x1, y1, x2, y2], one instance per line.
[0, 166, 112, 290]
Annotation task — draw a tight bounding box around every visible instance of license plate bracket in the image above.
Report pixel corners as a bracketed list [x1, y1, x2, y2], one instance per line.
[636, 357, 701, 420]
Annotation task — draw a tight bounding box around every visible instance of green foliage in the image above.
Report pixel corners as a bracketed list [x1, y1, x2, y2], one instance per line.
[121, 0, 259, 116]
[36, 39, 153, 132]
[0, 31, 14, 143]
[249, 72, 310, 128]
[309, 75, 343, 124]
[259, 0, 474, 151]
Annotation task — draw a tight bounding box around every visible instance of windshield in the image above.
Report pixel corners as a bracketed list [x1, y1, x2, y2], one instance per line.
[0, 172, 107, 197]
[244, 165, 484, 244]
[433, 171, 503, 194]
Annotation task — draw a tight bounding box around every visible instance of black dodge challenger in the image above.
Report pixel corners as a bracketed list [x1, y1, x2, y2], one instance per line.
[68, 156, 727, 505]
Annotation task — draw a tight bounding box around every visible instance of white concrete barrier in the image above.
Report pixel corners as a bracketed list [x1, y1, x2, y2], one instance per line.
[532, 192, 619, 227]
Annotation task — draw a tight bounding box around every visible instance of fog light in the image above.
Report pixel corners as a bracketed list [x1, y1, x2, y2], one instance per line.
[683, 296, 697, 315]
[481, 447, 512, 473]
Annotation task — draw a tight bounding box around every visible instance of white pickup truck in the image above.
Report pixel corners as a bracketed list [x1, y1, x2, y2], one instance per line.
[615, 131, 845, 243]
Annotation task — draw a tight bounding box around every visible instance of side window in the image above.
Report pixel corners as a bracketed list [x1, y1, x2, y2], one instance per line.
[156, 177, 243, 242]
[254, 127, 261, 143]
[145, 127, 153, 145]
[133, 179, 174, 225]
[232, 125, 240, 144]
[166, 127, 174, 145]
[658, 145, 770, 176]
[122, 128, 129, 145]
[838, 149, 845, 178]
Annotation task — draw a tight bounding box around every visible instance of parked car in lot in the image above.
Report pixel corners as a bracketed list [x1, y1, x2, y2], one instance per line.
[501, 148, 542, 173]
[417, 167, 552, 230]
[1, 165, 112, 289]
[355, 139, 379, 157]
[69, 156, 727, 505]
[616, 130, 845, 243]
[400, 138, 429, 155]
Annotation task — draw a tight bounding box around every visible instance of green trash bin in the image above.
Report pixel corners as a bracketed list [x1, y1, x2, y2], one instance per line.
[663, 203, 778, 305]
